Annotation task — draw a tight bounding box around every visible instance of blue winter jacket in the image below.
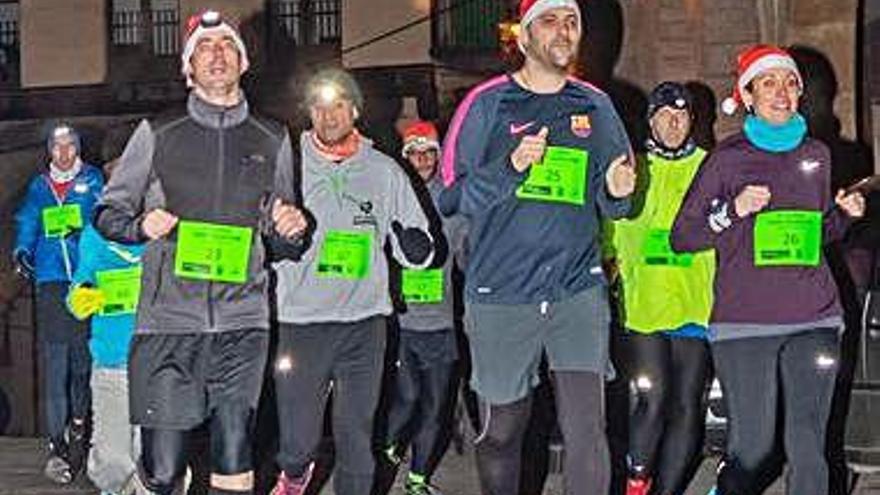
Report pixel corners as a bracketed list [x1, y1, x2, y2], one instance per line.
[14, 165, 104, 283]
[68, 224, 144, 368]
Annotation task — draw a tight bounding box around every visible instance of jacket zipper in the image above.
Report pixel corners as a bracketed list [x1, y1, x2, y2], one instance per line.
[207, 112, 226, 330]
[151, 248, 166, 306]
[43, 175, 75, 280]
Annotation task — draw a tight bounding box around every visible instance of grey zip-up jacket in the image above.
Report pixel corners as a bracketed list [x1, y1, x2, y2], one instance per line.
[273, 132, 432, 324]
[95, 92, 299, 334]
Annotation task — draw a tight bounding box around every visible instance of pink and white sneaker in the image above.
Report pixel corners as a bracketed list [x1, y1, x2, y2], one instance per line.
[270, 463, 314, 495]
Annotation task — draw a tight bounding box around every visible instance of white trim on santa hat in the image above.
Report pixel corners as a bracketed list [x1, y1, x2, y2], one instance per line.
[723, 51, 802, 115]
[180, 19, 249, 87]
[520, 0, 581, 29]
[736, 53, 801, 101]
[517, 0, 581, 54]
[402, 137, 441, 158]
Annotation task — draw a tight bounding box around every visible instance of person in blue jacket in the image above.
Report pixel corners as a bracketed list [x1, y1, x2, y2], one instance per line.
[13, 123, 104, 484]
[67, 157, 145, 495]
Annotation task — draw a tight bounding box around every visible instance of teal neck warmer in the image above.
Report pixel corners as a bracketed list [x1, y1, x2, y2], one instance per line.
[743, 113, 807, 153]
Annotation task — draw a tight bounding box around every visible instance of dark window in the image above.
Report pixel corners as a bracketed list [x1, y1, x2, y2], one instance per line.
[150, 6, 179, 56]
[272, 0, 303, 44]
[269, 0, 339, 46]
[0, 1, 18, 85]
[111, 0, 179, 56]
[111, 8, 145, 45]
[310, 0, 340, 44]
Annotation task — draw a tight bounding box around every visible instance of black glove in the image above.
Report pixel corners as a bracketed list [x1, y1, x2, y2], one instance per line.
[265, 232, 308, 262]
[13, 249, 34, 280]
[391, 221, 432, 265]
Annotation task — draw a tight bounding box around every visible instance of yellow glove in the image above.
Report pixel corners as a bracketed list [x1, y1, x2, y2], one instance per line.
[69, 286, 105, 320]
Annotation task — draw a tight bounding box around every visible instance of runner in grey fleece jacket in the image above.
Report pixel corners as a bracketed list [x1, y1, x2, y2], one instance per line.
[270, 69, 433, 495]
[272, 131, 433, 322]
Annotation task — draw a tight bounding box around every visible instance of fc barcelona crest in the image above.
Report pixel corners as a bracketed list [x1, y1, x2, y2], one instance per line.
[571, 114, 592, 138]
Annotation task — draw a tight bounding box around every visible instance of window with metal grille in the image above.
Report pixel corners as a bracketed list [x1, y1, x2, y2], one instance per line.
[111, 0, 179, 56]
[270, 0, 339, 46]
[0, 1, 17, 83]
[310, 0, 339, 44]
[150, 2, 179, 56]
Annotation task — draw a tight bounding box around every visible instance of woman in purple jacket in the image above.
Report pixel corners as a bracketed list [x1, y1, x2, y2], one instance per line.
[671, 45, 865, 495]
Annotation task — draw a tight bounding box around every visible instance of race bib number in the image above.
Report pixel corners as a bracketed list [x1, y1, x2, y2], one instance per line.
[516, 146, 588, 206]
[402, 269, 444, 304]
[753, 210, 822, 267]
[96, 266, 142, 315]
[42, 204, 82, 237]
[174, 221, 253, 283]
[642, 229, 693, 267]
[316, 230, 372, 279]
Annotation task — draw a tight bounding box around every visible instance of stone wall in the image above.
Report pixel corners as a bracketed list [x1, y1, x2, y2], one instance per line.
[615, 0, 858, 141]
[342, 0, 433, 69]
[19, 0, 107, 88]
[784, 0, 858, 139]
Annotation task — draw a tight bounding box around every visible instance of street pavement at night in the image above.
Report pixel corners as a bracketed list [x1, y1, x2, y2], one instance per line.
[4, 435, 880, 494]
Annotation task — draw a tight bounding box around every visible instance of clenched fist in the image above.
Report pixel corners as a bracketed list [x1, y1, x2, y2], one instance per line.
[510, 127, 549, 173]
[272, 199, 307, 238]
[835, 189, 865, 218]
[734, 185, 772, 218]
[141, 208, 179, 240]
[605, 154, 637, 198]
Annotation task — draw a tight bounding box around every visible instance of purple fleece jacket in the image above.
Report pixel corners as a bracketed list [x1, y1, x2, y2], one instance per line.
[670, 133, 851, 335]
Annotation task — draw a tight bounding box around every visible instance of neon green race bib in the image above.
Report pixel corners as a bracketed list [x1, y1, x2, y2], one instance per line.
[96, 266, 142, 315]
[516, 146, 588, 206]
[174, 221, 253, 283]
[316, 230, 372, 279]
[642, 229, 693, 267]
[402, 269, 444, 304]
[42, 204, 82, 237]
[753, 210, 822, 267]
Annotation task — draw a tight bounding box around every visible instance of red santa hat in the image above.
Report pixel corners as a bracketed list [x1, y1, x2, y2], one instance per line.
[180, 10, 249, 87]
[519, 0, 581, 28]
[401, 121, 441, 158]
[721, 44, 802, 116]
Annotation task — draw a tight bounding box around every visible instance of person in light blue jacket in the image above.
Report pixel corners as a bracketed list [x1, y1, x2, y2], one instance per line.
[68, 216, 144, 495]
[13, 123, 103, 484]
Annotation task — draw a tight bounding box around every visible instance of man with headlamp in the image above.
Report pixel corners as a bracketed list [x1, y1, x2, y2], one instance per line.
[95, 10, 307, 495]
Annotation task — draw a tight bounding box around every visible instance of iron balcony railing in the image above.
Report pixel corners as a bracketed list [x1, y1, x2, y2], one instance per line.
[432, 0, 515, 56]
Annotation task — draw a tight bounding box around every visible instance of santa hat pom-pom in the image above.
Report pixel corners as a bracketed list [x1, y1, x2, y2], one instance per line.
[721, 97, 739, 116]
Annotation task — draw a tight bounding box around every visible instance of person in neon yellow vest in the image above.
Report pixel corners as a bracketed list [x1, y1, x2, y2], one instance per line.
[610, 82, 715, 495]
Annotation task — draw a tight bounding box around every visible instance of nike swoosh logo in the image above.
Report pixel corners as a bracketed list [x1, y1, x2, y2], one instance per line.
[509, 121, 536, 135]
[800, 159, 821, 172]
